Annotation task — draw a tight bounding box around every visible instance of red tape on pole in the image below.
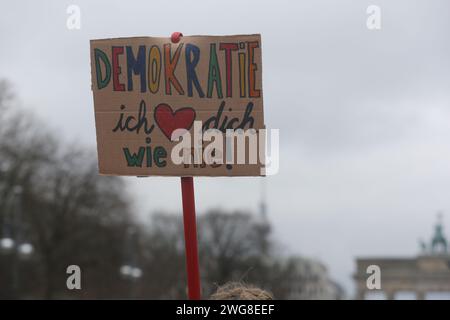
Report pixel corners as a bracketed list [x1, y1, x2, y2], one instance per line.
[180, 176, 201, 299]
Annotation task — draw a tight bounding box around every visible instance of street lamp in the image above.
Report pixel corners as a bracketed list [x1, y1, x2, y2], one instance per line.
[18, 242, 34, 257]
[0, 237, 15, 252]
[120, 264, 143, 279]
[119, 264, 143, 299]
[119, 228, 143, 298]
[130, 267, 143, 279]
[120, 264, 132, 277]
[1, 186, 22, 254]
[0, 185, 34, 298]
[1, 185, 33, 257]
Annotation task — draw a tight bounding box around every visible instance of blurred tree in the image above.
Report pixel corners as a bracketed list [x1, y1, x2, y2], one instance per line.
[198, 209, 272, 294]
[0, 80, 133, 299]
[0, 79, 309, 300]
[22, 150, 133, 299]
[140, 213, 187, 299]
[137, 209, 297, 299]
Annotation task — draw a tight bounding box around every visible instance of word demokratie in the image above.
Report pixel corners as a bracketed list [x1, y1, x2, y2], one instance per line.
[93, 41, 261, 98]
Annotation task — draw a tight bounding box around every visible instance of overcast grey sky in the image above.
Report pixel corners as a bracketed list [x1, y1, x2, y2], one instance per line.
[1, 0, 450, 295]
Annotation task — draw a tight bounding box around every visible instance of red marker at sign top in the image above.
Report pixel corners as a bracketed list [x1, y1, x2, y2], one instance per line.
[171, 32, 183, 43]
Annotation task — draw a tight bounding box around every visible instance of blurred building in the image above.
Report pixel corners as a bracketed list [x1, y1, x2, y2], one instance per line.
[287, 257, 345, 300]
[354, 215, 450, 300]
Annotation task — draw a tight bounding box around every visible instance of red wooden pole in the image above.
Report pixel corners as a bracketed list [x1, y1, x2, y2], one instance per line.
[172, 31, 200, 300]
[180, 176, 201, 299]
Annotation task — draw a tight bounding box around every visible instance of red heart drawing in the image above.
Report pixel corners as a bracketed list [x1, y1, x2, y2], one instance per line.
[154, 103, 196, 140]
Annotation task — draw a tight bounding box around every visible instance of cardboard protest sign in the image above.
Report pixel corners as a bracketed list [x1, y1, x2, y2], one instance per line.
[90, 34, 264, 176]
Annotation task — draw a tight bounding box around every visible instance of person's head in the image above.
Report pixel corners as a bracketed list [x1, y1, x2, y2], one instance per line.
[209, 282, 274, 300]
